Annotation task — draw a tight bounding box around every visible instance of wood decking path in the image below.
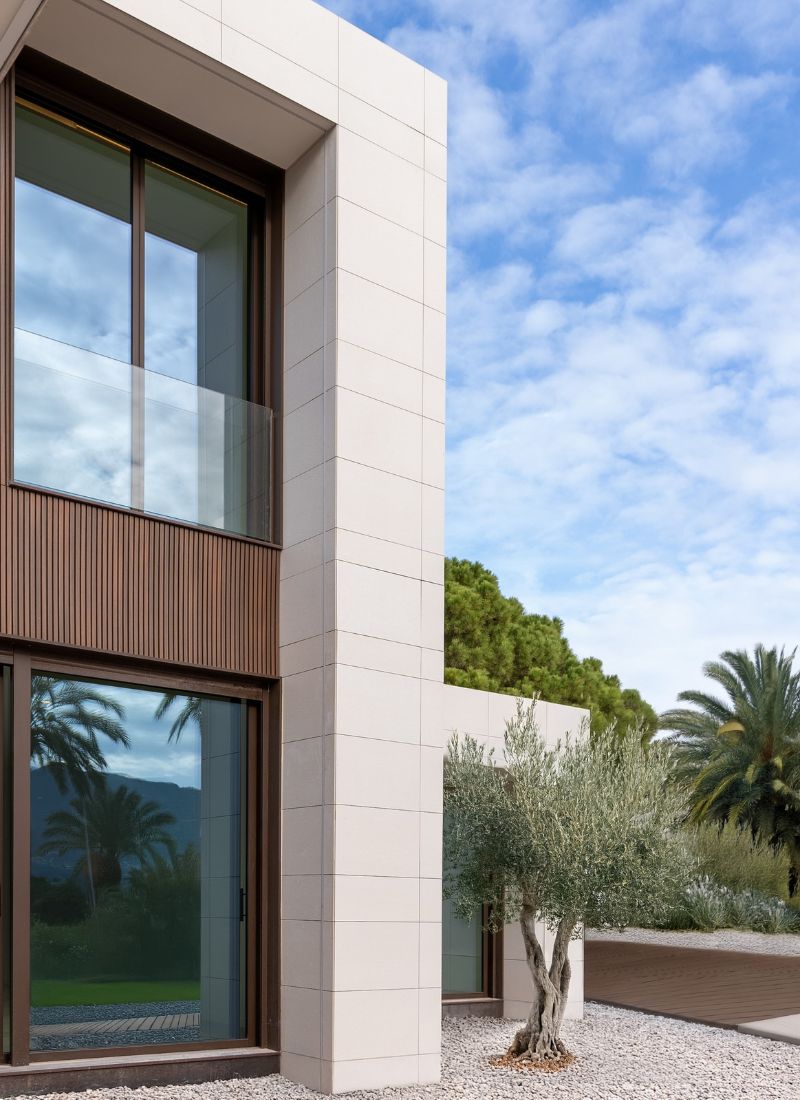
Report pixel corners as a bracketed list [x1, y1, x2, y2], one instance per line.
[586, 939, 800, 1028]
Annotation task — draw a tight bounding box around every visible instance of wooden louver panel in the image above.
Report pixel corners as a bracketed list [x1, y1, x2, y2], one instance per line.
[0, 486, 279, 678]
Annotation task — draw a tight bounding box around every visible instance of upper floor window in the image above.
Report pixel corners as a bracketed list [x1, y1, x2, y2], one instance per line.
[13, 97, 271, 540]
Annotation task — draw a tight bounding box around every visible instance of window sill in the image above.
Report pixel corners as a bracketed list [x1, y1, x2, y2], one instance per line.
[0, 1046, 280, 1095]
[442, 997, 504, 1019]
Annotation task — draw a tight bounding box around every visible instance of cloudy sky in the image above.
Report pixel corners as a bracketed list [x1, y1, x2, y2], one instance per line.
[320, 0, 800, 713]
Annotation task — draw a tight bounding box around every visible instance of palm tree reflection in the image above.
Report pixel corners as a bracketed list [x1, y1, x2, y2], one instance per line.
[40, 783, 176, 889]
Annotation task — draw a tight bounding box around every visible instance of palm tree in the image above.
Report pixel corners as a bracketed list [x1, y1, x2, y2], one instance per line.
[154, 691, 201, 742]
[661, 645, 800, 895]
[31, 675, 130, 909]
[31, 675, 129, 795]
[39, 782, 176, 890]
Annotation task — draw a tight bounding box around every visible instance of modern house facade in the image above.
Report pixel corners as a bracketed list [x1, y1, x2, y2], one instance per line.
[0, 1, 585, 1094]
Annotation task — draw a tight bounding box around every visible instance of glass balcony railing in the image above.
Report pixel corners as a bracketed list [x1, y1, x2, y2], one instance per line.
[13, 329, 272, 540]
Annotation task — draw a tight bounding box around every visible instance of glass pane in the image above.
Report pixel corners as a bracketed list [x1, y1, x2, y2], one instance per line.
[14, 103, 132, 504]
[29, 675, 247, 1052]
[14, 331, 132, 508]
[14, 103, 131, 363]
[143, 371, 270, 538]
[145, 164, 248, 399]
[442, 898, 484, 995]
[442, 814, 484, 994]
[1, 666, 10, 1058]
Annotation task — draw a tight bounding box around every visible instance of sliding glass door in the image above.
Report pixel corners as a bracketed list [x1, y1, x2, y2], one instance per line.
[0, 659, 261, 1062]
[0, 661, 9, 1059]
[28, 673, 249, 1053]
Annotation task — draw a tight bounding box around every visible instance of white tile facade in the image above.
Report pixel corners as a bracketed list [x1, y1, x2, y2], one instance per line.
[272, 4, 447, 1092]
[441, 685, 587, 1024]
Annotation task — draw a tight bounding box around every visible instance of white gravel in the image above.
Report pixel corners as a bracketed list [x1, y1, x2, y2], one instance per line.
[587, 926, 800, 956]
[35, 1005, 800, 1100]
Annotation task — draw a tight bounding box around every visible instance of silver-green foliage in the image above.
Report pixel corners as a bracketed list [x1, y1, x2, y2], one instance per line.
[444, 702, 692, 936]
[658, 877, 800, 933]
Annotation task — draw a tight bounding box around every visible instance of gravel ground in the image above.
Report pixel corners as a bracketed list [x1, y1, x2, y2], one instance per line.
[31, 1027, 200, 1052]
[587, 926, 800, 956]
[34, 1005, 800, 1100]
[31, 1000, 201, 1025]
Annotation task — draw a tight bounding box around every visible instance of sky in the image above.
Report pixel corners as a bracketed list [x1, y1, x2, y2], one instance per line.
[98, 684, 201, 788]
[320, 0, 800, 713]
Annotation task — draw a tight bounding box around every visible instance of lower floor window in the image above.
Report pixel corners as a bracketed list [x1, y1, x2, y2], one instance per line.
[441, 813, 497, 1000]
[0, 657, 265, 1062]
[442, 899, 484, 996]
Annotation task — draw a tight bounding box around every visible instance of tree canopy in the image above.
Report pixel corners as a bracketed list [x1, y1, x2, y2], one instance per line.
[661, 644, 800, 896]
[444, 704, 689, 1061]
[445, 558, 657, 736]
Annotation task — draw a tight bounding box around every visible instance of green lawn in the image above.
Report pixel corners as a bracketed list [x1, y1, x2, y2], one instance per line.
[31, 979, 200, 1008]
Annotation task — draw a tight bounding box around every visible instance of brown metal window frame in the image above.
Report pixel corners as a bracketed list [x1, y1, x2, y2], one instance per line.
[441, 797, 503, 1007]
[0, 646, 277, 1068]
[441, 903, 503, 1006]
[8, 49, 284, 550]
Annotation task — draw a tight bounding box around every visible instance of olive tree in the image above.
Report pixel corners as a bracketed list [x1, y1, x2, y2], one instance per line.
[444, 703, 691, 1063]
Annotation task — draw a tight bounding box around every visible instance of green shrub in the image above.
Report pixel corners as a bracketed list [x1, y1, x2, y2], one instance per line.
[31, 847, 201, 983]
[31, 876, 89, 926]
[683, 879, 729, 931]
[31, 920, 91, 980]
[689, 823, 790, 899]
[652, 877, 800, 933]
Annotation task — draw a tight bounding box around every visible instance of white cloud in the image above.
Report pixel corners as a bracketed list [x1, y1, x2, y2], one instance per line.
[612, 65, 791, 178]
[447, 191, 800, 710]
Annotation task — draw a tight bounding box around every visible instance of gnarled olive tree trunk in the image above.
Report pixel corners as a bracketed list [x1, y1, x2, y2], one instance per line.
[508, 901, 576, 1061]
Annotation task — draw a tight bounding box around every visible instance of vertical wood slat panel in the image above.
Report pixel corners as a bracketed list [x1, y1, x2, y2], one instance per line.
[0, 486, 279, 678]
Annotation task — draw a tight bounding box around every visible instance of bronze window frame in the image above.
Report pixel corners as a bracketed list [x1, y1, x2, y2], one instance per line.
[441, 903, 503, 1008]
[8, 49, 284, 549]
[0, 645, 278, 1068]
[441, 800, 504, 1007]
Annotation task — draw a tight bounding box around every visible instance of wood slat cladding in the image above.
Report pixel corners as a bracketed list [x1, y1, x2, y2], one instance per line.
[0, 486, 279, 677]
[0, 71, 280, 681]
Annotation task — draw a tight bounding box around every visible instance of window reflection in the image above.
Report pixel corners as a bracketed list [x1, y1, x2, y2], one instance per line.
[14, 104, 133, 507]
[442, 898, 484, 995]
[14, 331, 133, 508]
[30, 675, 247, 1051]
[12, 100, 269, 539]
[14, 104, 131, 362]
[442, 814, 485, 995]
[144, 163, 248, 398]
[144, 165, 254, 533]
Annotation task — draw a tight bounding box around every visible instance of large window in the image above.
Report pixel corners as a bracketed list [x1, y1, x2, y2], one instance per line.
[442, 899, 485, 995]
[13, 98, 271, 540]
[442, 815, 498, 1000]
[0, 654, 267, 1064]
[26, 671, 252, 1055]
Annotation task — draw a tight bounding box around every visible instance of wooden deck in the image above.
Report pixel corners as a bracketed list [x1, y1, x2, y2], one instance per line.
[586, 940, 800, 1028]
[31, 1011, 200, 1040]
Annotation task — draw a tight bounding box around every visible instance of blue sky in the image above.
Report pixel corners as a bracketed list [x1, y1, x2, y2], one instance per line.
[319, 0, 800, 712]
